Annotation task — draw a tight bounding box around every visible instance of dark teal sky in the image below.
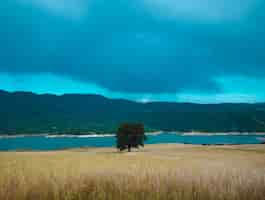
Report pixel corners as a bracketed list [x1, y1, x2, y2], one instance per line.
[1, 0, 265, 103]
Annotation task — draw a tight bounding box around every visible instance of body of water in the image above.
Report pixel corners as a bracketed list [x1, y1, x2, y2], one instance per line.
[0, 133, 264, 151]
[0, 133, 265, 151]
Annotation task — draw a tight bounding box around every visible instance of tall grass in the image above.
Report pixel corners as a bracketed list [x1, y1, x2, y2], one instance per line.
[0, 145, 265, 200]
[1, 167, 264, 200]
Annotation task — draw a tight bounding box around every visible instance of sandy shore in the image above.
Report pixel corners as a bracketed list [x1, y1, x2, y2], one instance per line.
[1, 131, 265, 139]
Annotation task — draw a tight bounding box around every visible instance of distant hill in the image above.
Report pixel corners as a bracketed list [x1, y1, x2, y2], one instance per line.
[1, 90, 265, 134]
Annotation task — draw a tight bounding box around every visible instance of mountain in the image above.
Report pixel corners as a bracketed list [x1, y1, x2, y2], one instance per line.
[1, 90, 265, 134]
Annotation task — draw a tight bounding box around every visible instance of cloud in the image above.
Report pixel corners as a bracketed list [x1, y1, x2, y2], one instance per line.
[1, 72, 265, 103]
[142, 0, 257, 22]
[17, 0, 89, 19]
[0, 0, 265, 98]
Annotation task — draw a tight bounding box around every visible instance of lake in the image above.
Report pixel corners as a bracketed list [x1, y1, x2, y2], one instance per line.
[0, 133, 264, 151]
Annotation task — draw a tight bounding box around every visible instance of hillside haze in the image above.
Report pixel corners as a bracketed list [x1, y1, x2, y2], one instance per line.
[1, 90, 265, 134]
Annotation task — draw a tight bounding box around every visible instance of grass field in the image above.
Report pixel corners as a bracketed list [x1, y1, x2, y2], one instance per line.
[0, 144, 265, 200]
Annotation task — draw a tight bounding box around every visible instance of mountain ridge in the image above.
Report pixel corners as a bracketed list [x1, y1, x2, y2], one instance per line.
[1, 90, 265, 134]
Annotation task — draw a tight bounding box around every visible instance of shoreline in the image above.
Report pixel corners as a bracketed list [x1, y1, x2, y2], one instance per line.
[1, 143, 264, 153]
[1, 131, 265, 139]
[181, 132, 265, 136]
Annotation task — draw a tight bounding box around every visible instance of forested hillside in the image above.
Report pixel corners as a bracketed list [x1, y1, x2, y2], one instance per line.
[1, 90, 265, 134]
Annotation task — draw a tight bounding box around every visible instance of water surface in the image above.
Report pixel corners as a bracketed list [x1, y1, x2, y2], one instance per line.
[0, 133, 264, 151]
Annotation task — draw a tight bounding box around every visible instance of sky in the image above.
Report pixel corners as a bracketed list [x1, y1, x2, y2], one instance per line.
[1, 0, 265, 103]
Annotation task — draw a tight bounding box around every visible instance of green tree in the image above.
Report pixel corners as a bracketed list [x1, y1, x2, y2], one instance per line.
[116, 123, 146, 152]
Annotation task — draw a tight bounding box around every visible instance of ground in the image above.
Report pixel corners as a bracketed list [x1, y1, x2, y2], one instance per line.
[0, 144, 265, 200]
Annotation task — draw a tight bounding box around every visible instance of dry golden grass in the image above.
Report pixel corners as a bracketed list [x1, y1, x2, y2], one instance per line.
[0, 144, 265, 200]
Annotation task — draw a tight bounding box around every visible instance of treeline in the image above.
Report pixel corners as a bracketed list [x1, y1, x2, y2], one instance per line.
[1, 90, 265, 135]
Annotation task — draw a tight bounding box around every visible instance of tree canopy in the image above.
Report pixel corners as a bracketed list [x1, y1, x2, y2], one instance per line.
[116, 123, 146, 152]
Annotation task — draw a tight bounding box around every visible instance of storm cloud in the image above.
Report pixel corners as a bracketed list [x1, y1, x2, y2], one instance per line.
[1, 0, 265, 99]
